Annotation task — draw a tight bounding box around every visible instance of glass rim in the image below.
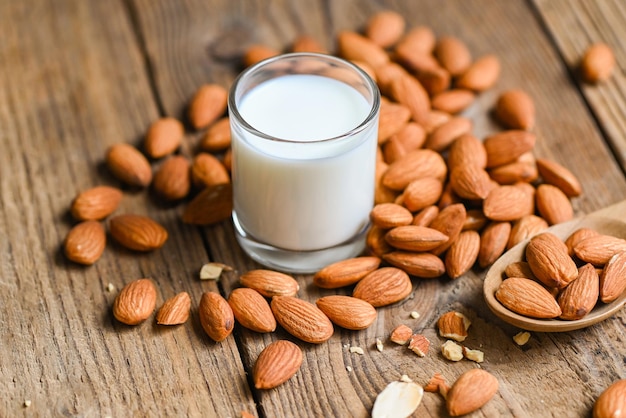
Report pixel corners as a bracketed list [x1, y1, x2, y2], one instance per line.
[228, 52, 381, 145]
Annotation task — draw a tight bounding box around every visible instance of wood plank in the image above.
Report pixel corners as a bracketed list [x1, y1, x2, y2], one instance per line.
[533, 0, 626, 171]
[0, 0, 255, 416]
[133, 0, 626, 417]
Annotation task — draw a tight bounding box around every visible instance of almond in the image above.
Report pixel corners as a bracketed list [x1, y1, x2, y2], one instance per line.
[495, 89, 535, 130]
[385, 225, 449, 252]
[191, 152, 230, 188]
[431, 89, 475, 114]
[484, 130, 536, 168]
[408, 334, 430, 357]
[483, 185, 534, 221]
[383, 149, 447, 191]
[383, 135, 408, 164]
[315, 295, 377, 330]
[367, 225, 393, 257]
[390, 122, 427, 152]
[574, 234, 626, 265]
[599, 251, 626, 303]
[370, 203, 413, 229]
[416, 66, 452, 96]
[446, 369, 499, 416]
[496, 277, 562, 318]
[449, 164, 493, 200]
[182, 183, 233, 225]
[389, 73, 431, 125]
[156, 292, 191, 325]
[424, 116, 473, 152]
[199, 291, 234, 342]
[422, 110, 452, 134]
[253, 340, 303, 390]
[504, 261, 536, 280]
[243, 44, 279, 67]
[396, 51, 440, 74]
[337, 31, 389, 69]
[109, 214, 168, 251]
[395, 26, 436, 56]
[383, 251, 446, 278]
[536, 184, 573, 225]
[434, 36, 471, 76]
[593, 379, 626, 418]
[447, 134, 487, 170]
[365, 10, 405, 48]
[228, 288, 276, 333]
[270, 296, 334, 344]
[371, 381, 424, 418]
[581, 42, 615, 83]
[463, 209, 488, 231]
[200, 117, 231, 152]
[403, 177, 443, 212]
[113, 279, 157, 325]
[144, 117, 184, 158]
[375, 62, 409, 96]
[445, 230, 480, 278]
[428, 203, 467, 255]
[240, 269, 300, 297]
[558, 264, 599, 320]
[377, 100, 412, 144]
[188, 84, 228, 129]
[412, 205, 440, 227]
[438, 181, 462, 210]
[152, 155, 191, 201]
[313, 256, 381, 289]
[456, 54, 501, 91]
[64, 221, 106, 265]
[507, 215, 549, 250]
[105, 143, 152, 188]
[526, 233, 578, 289]
[437, 311, 471, 342]
[478, 221, 511, 268]
[489, 161, 538, 185]
[536, 158, 582, 197]
[390, 324, 413, 345]
[291, 35, 327, 54]
[424, 373, 450, 397]
[352, 267, 412, 307]
[70, 186, 123, 221]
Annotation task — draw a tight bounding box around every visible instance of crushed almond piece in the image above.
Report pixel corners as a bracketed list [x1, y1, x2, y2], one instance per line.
[441, 340, 463, 361]
[424, 373, 450, 398]
[376, 338, 384, 352]
[462, 346, 484, 363]
[199, 262, 232, 280]
[350, 346, 365, 355]
[400, 374, 413, 383]
[410, 311, 420, 319]
[408, 334, 430, 357]
[390, 324, 413, 345]
[513, 331, 531, 346]
[346, 366, 353, 372]
[24, 400, 31, 408]
[437, 311, 471, 342]
[106, 283, 115, 292]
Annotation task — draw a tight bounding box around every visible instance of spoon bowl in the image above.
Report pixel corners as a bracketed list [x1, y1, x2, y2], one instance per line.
[483, 216, 626, 332]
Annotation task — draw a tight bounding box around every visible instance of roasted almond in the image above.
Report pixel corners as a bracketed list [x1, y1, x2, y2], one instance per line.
[478, 221, 511, 268]
[434, 36, 471, 76]
[431, 89, 475, 114]
[156, 292, 191, 325]
[64, 221, 106, 265]
[389, 73, 431, 125]
[109, 214, 168, 251]
[412, 205, 440, 227]
[253, 340, 303, 390]
[383, 251, 446, 278]
[593, 379, 626, 418]
[507, 215, 549, 250]
[445, 230, 480, 279]
[370, 203, 413, 229]
[144, 117, 184, 158]
[316, 295, 377, 330]
[446, 369, 499, 416]
[599, 251, 626, 303]
[365, 10, 405, 48]
[337, 30, 389, 69]
[536, 158, 582, 197]
[240, 269, 299, 297]
[191, 152, 230, 188]
[536, 184, 574, 225]
[483, 185, 534, 221]
[352, 267, 412, 307]
[581, 42, 615, 83]
[385, 225, 449, 252]
[505, 261, 536, 280]
[113, 279, 157, 325]
[484, 130, 536, 168]
[565, 228, 600, 257]
[188, 84, 228, 129]
[70, 186, 123, 221]
[428, 203, 467, 255]
[182, 183, 233, 225]
[488, 160, 538, 185]
[152, 155, 190, 201]
[228, 288, 276, 333]
[574, 234, 626, 265]
[382, 149, 447, 191]
[199, 291, 234, 342]
[313, 256, 381, 289]
[424, 116, 472, 152]
[495, 89, 535, 130]
[455, 54, 501, 91]
[495, 277, 562, 318]
[402, 177, 443, 212]
[270, 296, 334, 344]
[105, 143, 152, 188]
[447, 134, 487, 170]
[558, 263, 599, 320]
[526, 233, 578, 289]
[449, 164, 493, 200]
[200, 117, 231, 152]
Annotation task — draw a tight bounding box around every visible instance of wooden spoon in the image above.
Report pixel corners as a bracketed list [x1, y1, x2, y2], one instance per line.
[483, 199, 626, 332]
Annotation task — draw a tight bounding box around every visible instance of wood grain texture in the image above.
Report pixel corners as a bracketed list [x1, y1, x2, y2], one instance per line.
[2, 0, 626, 417]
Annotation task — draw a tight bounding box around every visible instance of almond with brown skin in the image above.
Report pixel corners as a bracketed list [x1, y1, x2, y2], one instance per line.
[395, 26, 436, 56]
[337, 31, 389, 69]
[565, 228, 600, 256]
[105, 143, 152, 188]
[199, 291, 234, 342]
[385, 225, 449, 252]
[483, 185, 534, 221]
[191, 153, 230, 188]
[558, 264, 599, 320]
[428, 203, 467, 255]
[412, 205, 439, 227]
[536, 158, 582, 197]
[495, 277, 562, 318]
[484, 131, 536, 168]
[422, 110, 452, 134]
[109, 214, 168, 251]
[449, 164, 493, 200]
[416, 66, 451, 96]
[365, 10, 405, 48]
[240, 269, 299, 297]
[479, 221, 511, 268]
[446, 369, 499, 416]
[156, 292, 191, 325]
[113, 279, 157, 325]
[64, 221, 106, 265]
[200, 117, 231, 152]
[389, 73, 431, 125]
[383, 252, 446, 278]
[507, 215, 549, 250]
[291, 35, 327, 54]
[390, 122, 427, 152]
[445, 230, 480, 279]
[581, 42, 615, 83]
[253, 340, 303, 390]
[431, 89, 475, 114]
[599, 252, 626, 303]
[383, 149, 447, 191]
[495, 89, 535, 130]
[370, 203, 413, 229]
[152, 155, 190, 201]
[188, 84, 228, 129]
[447, 134, 487, 170]
[504, 261, 536, 280]
[424, 116, 473, 152]
[367, 225, 393, 257]
[593, 379, 626, 418]
[574, 234, 626, 265]
[377, 100, 412, 144]
[270, 296, 334, 344]
[182, 183, 233, 225]
[456, 54, 501, 91]
[526, 233, 578, 289]
[403, 177, 443, 212]
[313, 256, 381, 289]
[536, 184, 574, 225]
[316, 295, 377, 330]
[434, 36, 471, 76]
[70, 186, 123, 221]
[144, 117, 184, 158]
[228, 288, 276, 333]
[243, 44, 279, 67]
[375, 62, 409, 97]
[408, 334, 430, 357]
[489, 160, 538, 185]
[463, 209, 488, 231]
[390, 324, 413, 345]
[353, 267, 412, 307]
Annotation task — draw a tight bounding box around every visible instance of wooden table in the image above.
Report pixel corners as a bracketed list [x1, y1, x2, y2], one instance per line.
[2, 1, 625, 416]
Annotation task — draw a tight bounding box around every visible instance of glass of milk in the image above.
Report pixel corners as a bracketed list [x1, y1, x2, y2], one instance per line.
[228, 53, 380, 273]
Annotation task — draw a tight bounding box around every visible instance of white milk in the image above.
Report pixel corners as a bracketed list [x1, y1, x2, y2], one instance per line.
[231, 74, 378, 251]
